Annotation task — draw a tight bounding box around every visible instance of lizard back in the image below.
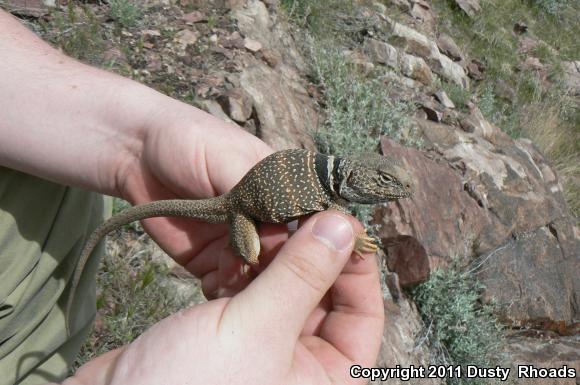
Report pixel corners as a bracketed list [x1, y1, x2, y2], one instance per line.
[229, 149, 333, 223]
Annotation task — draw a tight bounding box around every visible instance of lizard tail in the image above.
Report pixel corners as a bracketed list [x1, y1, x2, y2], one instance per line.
[65, 195, 229, 336]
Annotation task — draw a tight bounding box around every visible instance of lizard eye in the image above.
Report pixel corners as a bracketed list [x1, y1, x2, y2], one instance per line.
[379, 173, 395, 185]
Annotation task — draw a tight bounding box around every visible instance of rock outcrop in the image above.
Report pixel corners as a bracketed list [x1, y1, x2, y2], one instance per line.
[377, 124, 579, 328]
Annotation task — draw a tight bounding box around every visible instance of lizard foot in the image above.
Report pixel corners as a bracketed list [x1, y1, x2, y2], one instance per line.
[353, 230, 378, 259]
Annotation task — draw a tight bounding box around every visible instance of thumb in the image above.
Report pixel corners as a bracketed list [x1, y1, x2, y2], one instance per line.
[234, 210, 360, 339]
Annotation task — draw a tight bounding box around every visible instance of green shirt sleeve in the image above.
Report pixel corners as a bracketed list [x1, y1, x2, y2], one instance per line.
[0, 168, 111, 384]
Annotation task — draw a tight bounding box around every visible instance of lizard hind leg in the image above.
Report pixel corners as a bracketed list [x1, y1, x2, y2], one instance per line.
[229, 212, 261, 267]
[354, 229, 379, 259]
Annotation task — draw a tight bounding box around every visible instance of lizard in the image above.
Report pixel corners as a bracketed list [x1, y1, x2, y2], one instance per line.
[65, 148, 413, 334]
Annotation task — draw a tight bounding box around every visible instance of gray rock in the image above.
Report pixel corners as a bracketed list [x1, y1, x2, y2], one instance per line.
[390, 21, 437, 59]
[383, 0, 411, 12]
[385, 17, 469, 87]
[561, 61, 580, 96]
[197, 99, 234, 123]
[233, 0, 306, 72]
[466, 105, 500, 139]
[399, 54, 433, 85]
[520, 56, 544, 71]
[434, 90, 456, 109]
[244, 38, 263, 53]
[428, 54, 469, 88]
[420, 100, 444, 122]
[364, 38, 399, 68]
[437, 33, 463, 62]
[410, 2, 434, 23]
[459, 116, 477, 133]
[217, 89, 254, 123]
[454, 0, 481, 17]
[343, 49, 375, 74]
[239, 59, 316, 150]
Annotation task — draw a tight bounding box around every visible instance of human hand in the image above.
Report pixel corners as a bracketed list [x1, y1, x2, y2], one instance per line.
[112, 104, 279, 296]
[64, 211, 385, 385]
[0, 11, 275, 294]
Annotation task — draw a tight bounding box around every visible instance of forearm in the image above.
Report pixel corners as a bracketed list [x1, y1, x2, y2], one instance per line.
[0, 11, 184, 195]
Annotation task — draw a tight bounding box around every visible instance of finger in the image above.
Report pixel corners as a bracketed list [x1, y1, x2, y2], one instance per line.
[315, 254, 385, 369]
[142, 216, 228, 265]
[201, 270, 220, 299]
[232, 211, 361, 339]
[198, 224, 288, 297]
[184, 234, 229, 277]
[201, 250, 251, 299]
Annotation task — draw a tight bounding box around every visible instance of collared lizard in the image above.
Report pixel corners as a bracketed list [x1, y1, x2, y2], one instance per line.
[66, 149, 413, 334]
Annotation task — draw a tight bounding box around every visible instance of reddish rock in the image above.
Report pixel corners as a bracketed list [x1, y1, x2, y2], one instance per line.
[182, 10, 207, 24]
[383, 235, 430, 287]
[495, 80, 516, 100]
[343, 49, 375, 74]
[259, 49, 280, 68]
[103, 48, 126, 64]
[377, 129, 579, 326]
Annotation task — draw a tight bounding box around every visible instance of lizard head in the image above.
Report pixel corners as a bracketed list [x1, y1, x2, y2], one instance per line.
[336, 153, 414, 203]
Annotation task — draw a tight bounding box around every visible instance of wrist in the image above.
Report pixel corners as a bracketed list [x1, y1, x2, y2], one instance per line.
[0, 12, 159, 196]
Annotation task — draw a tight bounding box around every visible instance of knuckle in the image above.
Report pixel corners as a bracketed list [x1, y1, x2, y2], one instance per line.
[278, 251, 329, 294]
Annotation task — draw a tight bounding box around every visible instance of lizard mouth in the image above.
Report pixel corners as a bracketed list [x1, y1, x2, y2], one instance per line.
[387, 191, 412, 199]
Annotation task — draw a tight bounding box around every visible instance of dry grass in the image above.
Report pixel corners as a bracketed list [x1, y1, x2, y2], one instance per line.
[432, 0, 579, 217]
[520, 103, 579, 216]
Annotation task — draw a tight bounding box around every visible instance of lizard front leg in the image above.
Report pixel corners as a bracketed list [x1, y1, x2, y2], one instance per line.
[229, 212, 261, 267]
[328, 202, 378, 258]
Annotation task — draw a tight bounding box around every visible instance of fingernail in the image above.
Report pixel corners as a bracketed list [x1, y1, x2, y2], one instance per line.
[311, 214, 353, 251]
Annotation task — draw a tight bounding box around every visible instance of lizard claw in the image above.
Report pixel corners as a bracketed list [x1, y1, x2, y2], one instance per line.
[353, 230, 379, 259]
